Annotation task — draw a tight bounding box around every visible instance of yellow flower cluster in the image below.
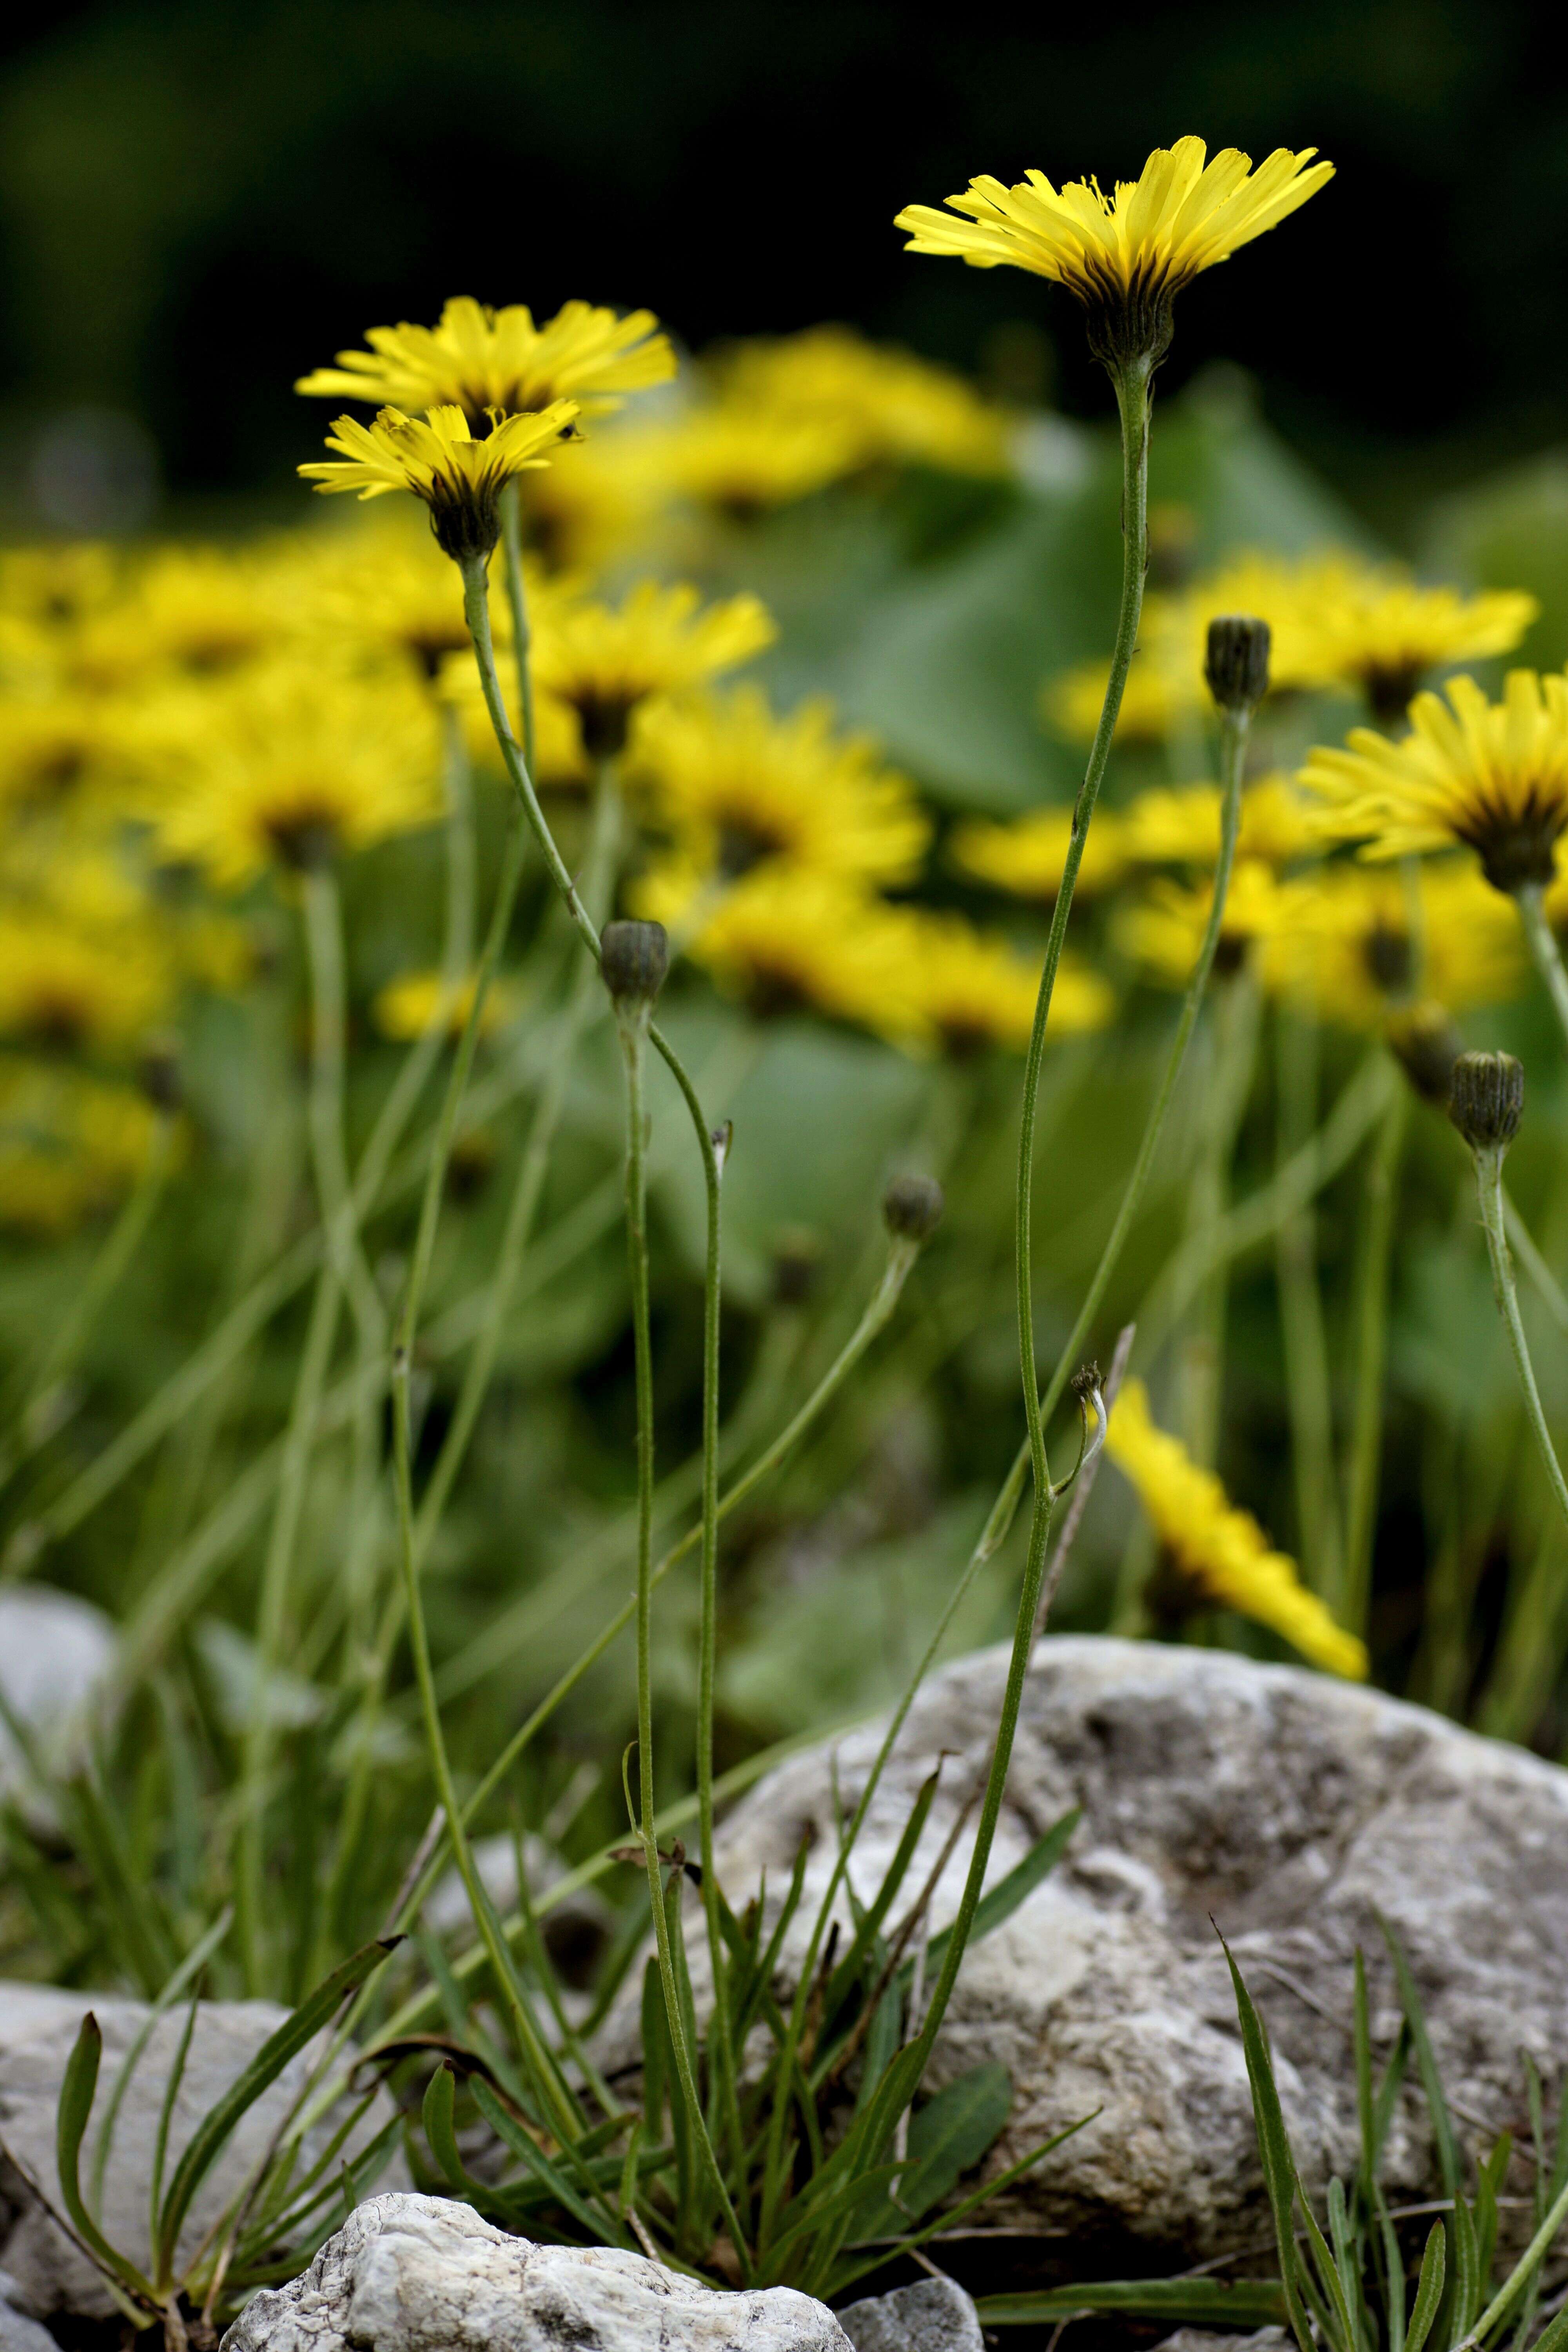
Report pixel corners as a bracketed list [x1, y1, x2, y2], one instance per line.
[1106, 1379, 1367, 1677]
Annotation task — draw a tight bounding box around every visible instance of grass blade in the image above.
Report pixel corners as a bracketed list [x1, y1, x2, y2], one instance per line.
[976, 2281, 1289, 2329]
[1219, 1931, 1313, 2352]
[53, 2014, 156, 2303]
[1405, 2221, 1447, 2352]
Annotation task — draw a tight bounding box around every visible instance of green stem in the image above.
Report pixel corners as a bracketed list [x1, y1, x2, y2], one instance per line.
[1274, 1005, 1342, 1591]
[1515, 883, 1568, 1054]
[1177, 968, 1261, 1466]
[1473, 1142, 1568, 1538]
[616, 1005, 749, 2276]
[499, 485, 537, 779]
[1340, 1080, 1408, 1635]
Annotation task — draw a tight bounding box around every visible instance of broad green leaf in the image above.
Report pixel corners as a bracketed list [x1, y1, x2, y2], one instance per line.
[421, 2064, 468, 2194]
[1405, 2222, 1447, 2352]
[976, 2281, 1289, 2328]
[54, 2014, 156, 2305]
[854, 2062, 1012, 2240]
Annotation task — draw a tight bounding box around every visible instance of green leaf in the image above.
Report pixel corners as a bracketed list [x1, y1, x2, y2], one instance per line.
[54, 2014, 156, 2305]
[469, 2078, 604, 2243]
[421, 2064, 468, 2194]
[1219, 1933, 1314, 2352]
[153, 1935, 396, 2280]
[855, 2063, 1012, 2240]
[820, 1769, 940, 2026]
[1405, 2222, 1447, 2352]
[976, 2281, 1290, 2329]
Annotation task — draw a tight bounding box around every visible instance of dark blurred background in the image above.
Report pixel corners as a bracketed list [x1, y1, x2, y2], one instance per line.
[1, 0, 1564, 535]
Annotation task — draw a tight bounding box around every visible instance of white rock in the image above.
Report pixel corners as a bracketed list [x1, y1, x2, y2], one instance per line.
[221, 2192, 850, 2352]
[424, 1834, 611, 1989]
[0, 1586, 116, 1822]
[0, 1983, 405, 2319]
[621, 1637, 1568, 2270]
[838, 2276, 982, 2352]
[0, 2272, 56, 2352]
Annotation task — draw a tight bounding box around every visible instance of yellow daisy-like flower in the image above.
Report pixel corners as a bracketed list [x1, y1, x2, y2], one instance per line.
[300, 402, 578, 564]
[1308, 574, 1539, 726]
[285, 519, 479, 683]
[1300, 670, 1568, 893]
[646, 408, 864, 520]
[1045, 657, 1182, 748]
[295, 296, 675, 424]
[512, 428, 671, 571]
[0, 909, 174, 1054]
[880, 909, 1113, 1055]
[1114, 857, 1286, 986]
[0, 1054, 160, 1236]
[626, 687, 930, 887]
[439, 654, 591, 791]
[1265, 859, 1524, 1032]
[530, 581, 775, 759]
[897, 138, 1333, 367]
[1122, 775, 1319, 871]
[651, 867, 918, 1040]
[140, 660, 443, 886]
[708, 326, 1013, 479]
[0, 542, 120, 632]
[70, 543, 295, 691]
[372, 968, 518, 1044]
[1106, 1377, 1366, 1677]
[0, 697, 138, 823]
[949, 804, 1129, 902]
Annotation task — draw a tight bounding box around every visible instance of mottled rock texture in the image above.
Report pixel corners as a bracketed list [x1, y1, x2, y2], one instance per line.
[837, 2276, 983, 2352]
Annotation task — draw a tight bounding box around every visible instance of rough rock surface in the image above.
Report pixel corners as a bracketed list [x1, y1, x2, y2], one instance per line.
[611, 1636, 1568, 2271]
[838, 2277, 982, 2352]
[0, 2273, 55, 2352]
[0, 1983, 405, 2319]
[0, 1586, 116, 1821]
[221, 2193, 850, 2352]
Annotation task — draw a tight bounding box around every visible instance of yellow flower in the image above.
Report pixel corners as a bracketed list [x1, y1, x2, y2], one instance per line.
[512, 428, 671, 570]
[530, 581, 775, 758]
[880, 909, 1113, 1054]
[1300, 670, 1568, 893]
[1122, 775, 1319, 870]
[1114, 858, 1285, 986]
[708, 326, 1013, 479]
[646, 408, 864, 519]
[0, 697, 138, 823]
[0, 908, 173, 1054]
[1265, 860, 1524, 1031]
[1045, 657, 1182, 746]
[949, 805, 1129, 902]
[1106, 1378, 1367, 1677]
[440, 654, 591, 790]
[295, 296, 675, 423]
[897, 139, 1332, 366]
[300, 402, 578, 563]
[373, 968, 518, 1043]
[626, 687, 930, 887]
[140, 660, 443, 886]
[648, 866, 918, 1040]
[1308, 573, 1538, 725]
[0, 542, 120, 631]
[286, 519, 479, 683]
[0, 1054, 159, 1236]
[70, 543, 295, 690]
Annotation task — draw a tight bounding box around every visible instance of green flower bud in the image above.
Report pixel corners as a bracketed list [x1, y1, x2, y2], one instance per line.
[882, 1172, 944, 1244]
[600, 920, 668, 1011]
[1448, 1049, 1524, 1153]
[1204, 614, 1271, 712]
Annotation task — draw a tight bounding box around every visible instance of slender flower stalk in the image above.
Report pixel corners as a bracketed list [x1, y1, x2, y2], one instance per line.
[1339, 1081, 1408, 1634]
[1274, 1007, 1342, 1591]
[1451, 1053, 1568, 1539]
[1514, 882, 1568, 1055]
[499, 484, 538, 778]
[1178, 966, 1262, 1465]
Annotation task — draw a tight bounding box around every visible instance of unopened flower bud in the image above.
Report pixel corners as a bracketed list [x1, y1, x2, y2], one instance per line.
[1388, 1002, 1463, 1108]
[1448, 1050, 1524, 1154]
[882, 1172, 944, 1244]
[600, 920, 668, 1013]
[1204, 615, 1271, 712]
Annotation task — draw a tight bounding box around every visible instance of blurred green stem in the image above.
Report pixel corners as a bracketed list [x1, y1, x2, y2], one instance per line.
[498, 484, 537, 777]
[1339, 1078, 1408, 1636]
[1274, 1005, 1341, 1592]
[1515, 882, 1568, 1054]
[1472, 1139, 1568, 1537]
[1178, 967, 1261, 1467]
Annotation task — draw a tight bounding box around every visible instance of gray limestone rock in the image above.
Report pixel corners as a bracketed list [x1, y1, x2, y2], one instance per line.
[0, 2273, 56, 2352]
[221, 2193, 850, 2352]
[0, 1586, 116, 1825]
[611, 1636, 1568, 2270]
[0, 1983, 404, 2319]
[837, 2276, 983, 2352]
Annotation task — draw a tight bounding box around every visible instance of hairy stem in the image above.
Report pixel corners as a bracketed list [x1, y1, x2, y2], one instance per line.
[1274, 1006, 1342, 1590]
[1340, 1080, 1408, 1635]
[1515, 882, 1568, 1054]
[1473, 1142, 1568, 1537]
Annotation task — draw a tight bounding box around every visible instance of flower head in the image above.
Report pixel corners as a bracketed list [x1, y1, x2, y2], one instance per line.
[0, 1055, 159, 1235]
[1115, 858, 1286, 985]
[1106, 1378, 1367, 1677]
[0, 906, 173, 1054]
[1310, 575, 1538, 726]
[880, 910, 1113, 1055]
[708, 326, 1013, 479]
[646, 409, 863, 521]
[296, 296, 675, 425]
[531, 581, 775, 759]
[647, 866, 918, 1038]
[1122, 776, 1319, 871]
[897, 139, 1332, 367]
[949, 805, 1129, 903]
[300, 402, 578, 563]
[1301, 670, 1568, 893]
[626, 686, 929, 887]
[1265, 861, 1524, 1032]
[373, 968, 517, 1044]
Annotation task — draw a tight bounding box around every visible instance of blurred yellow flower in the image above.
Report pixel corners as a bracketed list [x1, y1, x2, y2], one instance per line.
[287, 521, 479, 683]
[1265, 860, 1524, 1031]
[897, 139, 1332, 364]
[300, 403, 578, 562]
[0, 1054, 160, 1236]
[0, 698, 138, 824]
[626, 686, 930, 886]
[1308, 573, 1538, 725]
[1122, 775, 1319, 870]
[1301, 670, 1568, 893]
[1114, 858, 1285, 985]
[531, 581, 775, 758]
[708, 326, 1013, 479]
[71, 544, 295, 690]
[645, 408, 863, 519]
[140, 661, 443, 886]
[949, 804, 1129, 902]
[0, 910, 173, 1053]
[880, 909, 1113, 1054]
[373, 968, 518, 1043]
[1045, 657, 1183, 748]
[440, 655, 591, 790]
[0, 543, 120, 631]
[1106, 1377, 1367, 1676]
[296, 296, 675, 422]
[651, 866, 917, 1039]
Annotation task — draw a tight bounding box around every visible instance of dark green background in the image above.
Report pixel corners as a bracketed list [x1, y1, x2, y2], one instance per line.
[0, 1, 1563, 524]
